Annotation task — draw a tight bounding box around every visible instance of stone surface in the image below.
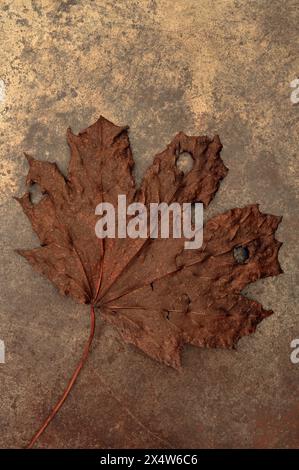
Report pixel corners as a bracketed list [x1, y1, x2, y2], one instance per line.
[0, 0, 298, 448]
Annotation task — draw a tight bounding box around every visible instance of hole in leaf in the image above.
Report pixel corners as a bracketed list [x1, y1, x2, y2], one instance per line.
[233, 246, 249, 264]
[176, 151, 193, 175]
[29, 183, 43, 205]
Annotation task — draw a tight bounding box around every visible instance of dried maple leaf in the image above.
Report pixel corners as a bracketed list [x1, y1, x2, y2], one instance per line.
[15, 116, 282, 447]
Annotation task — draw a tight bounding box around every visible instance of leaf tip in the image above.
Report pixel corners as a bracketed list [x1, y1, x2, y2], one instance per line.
[14, 248, 26, 257]
[24, 152, 34, 164]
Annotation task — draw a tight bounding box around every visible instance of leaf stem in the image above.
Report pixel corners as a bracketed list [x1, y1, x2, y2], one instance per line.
[26, 304, 96, 449]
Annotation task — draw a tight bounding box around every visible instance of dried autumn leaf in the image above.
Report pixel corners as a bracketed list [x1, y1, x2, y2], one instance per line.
[16, 116, 282, 367]
[15, 117, 282, 446]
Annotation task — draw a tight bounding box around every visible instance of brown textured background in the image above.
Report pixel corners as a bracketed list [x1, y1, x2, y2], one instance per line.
[0, 0, 298, 448]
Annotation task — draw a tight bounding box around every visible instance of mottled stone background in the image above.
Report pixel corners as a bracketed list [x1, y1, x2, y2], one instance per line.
[0, 0, 298, 448]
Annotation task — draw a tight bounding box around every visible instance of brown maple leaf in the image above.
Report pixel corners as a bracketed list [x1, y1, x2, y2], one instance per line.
[15, 116, 282, 447]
